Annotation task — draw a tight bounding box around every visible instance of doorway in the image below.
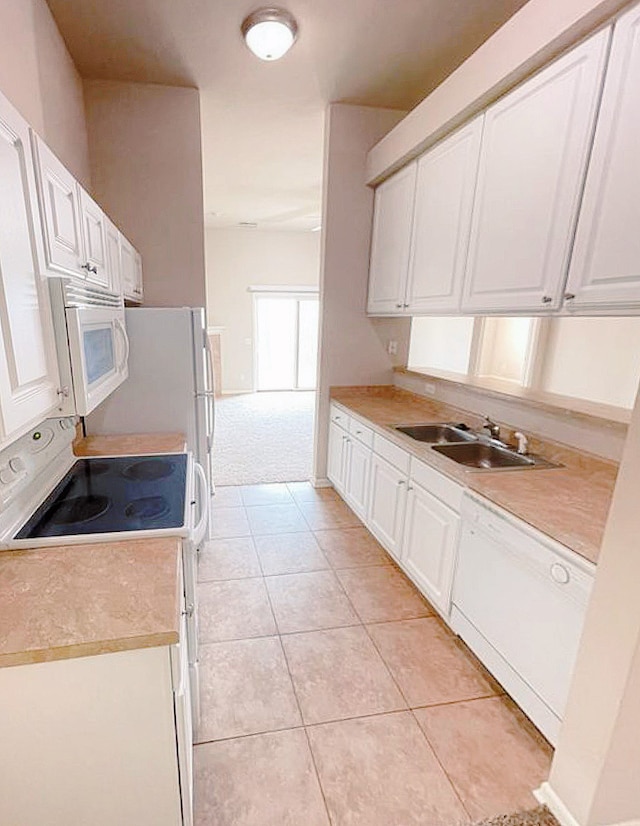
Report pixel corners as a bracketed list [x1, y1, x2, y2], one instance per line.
[254, 292, 319, 391]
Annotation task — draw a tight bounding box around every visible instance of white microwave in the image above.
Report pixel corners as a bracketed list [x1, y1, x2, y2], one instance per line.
[49, 279, 129, 417]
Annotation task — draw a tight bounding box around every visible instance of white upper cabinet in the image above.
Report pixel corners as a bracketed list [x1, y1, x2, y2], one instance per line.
[565, 5, 640, 309]
[31, 134, 84, 280]
[406, 117, 484, 313]
[105, 219, 122, 296]
[461, 29, 611, 313]
[367, 163, 416, 314]
[0, 95, 61, 443]
[120, 235, 143, 303]
[78, 187, 110, 289]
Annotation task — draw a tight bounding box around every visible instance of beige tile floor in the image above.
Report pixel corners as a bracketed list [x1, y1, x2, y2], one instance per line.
[196, 483, 552, 826]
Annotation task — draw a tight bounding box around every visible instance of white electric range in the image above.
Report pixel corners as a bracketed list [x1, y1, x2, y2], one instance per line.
[0, 416, 208, 732]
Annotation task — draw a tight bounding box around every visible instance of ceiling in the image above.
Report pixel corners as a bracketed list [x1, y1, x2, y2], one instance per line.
[46, 0, 529, 231]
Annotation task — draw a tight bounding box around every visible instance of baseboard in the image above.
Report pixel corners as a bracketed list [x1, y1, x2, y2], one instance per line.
[310, 476, 332, 488]
[220, 389, 254, 396]
[535, 784, 581, 826]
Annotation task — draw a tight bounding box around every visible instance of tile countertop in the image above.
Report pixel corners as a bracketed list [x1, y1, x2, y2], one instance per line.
[330, 387, 619, 565]
[74, 432, 187, 457]
[0, 538, 182, 668]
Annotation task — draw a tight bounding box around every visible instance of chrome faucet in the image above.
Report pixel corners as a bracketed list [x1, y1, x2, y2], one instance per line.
[513, 431, 529, 455]
[482, 416, 501, 440]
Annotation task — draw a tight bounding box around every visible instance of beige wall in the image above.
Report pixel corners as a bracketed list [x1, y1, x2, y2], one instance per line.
[0, 0, 90, 187]
[84, 80, 206, 308]
[205, 228, 320, 393]
[366, 0, 632, 184]
[313, 103, 411, 482]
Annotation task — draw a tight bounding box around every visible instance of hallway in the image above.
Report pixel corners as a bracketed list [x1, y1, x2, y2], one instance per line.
[195, 483, 552, 825]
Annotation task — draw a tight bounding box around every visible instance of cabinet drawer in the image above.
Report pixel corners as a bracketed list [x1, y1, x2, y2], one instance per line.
[348, 418, 374, 448]
[329, 404, 350, 430]
[373, 433, 410, 474]
[409, 457, 463, 512]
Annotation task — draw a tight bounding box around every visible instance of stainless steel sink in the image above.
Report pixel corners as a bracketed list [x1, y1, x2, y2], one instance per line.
[394, 423, 477, 444]
[432, 441, 560, 470]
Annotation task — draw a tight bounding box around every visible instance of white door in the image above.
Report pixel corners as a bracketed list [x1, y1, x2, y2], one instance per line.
[565, 5, 640, 310]
[31, 133, 84, 280]
[327, 422, 348, 493]
[254, 294, 319, 391]
[406, 117, 483, 314]
[344, 438, 370, 521]
[367, 163, 416, 314]
[401, 482, 459, 617]
[79, 188, 110, 289]
[0, 95, 61, 442]
[462, 29, 610, 313]
[367, 453, 407, 559]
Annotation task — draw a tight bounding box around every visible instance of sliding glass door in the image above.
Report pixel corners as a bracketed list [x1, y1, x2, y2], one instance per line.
[254, 293, 319, 391]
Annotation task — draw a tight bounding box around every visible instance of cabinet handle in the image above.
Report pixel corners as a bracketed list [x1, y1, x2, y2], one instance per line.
[355, 430, 362, 435]
[407, 485, 414, 491]
[395, 303, 402, 309]
[182, 603, 195, 618]
[564, 293, 575, 301]
[398, 480, 405, 486]
[81, 262, 98, 275]
[403, 303, 409, 308]
[550, 563, 570, 585]
[541, 295, 553, 304]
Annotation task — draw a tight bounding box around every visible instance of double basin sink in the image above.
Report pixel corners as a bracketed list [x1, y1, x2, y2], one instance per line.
[394, 424, 558, 471]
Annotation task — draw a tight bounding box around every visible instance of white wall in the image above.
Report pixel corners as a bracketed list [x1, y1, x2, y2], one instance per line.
[0, 0, 90, 187]
[408, 317, 475, 374]
[205, 228, 321, 393]
[313, 103, 411, 482]
[84, 80, 206, 308]
[541, 317, 640, 409]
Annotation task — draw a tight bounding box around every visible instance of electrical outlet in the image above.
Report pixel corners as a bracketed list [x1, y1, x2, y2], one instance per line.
[387, 340, 398, 356]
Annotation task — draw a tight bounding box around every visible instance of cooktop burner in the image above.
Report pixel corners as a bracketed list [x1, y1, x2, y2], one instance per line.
[16, 454, 188, 539]
[50, 495, 111, 526]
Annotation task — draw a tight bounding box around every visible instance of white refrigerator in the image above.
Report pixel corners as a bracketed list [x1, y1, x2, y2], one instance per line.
[87, 307, 215, 496]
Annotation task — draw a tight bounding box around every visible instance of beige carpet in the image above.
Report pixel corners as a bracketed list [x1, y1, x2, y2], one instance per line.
[212, 391, 316, 485]
[473, 807, 559, 826]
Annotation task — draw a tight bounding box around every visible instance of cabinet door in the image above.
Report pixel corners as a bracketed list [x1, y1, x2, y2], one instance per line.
[367, 163, 416, 314]
[134, 251, 144, 302]
[327, 422, 348, 492]
[406, 117, 483, 313]
[565, 5, 640, 309]
[79, 188, 110, 289]
[105, 219, 121, 295]
[462, 29, 610, 313]
[401, 482, 459, 617]
[344, 438, 370, 521]
[367, 453, 407, 559]
[31, 134, 84, 279]
[120, 235, 137, 300]
[0, 96, 61, 441]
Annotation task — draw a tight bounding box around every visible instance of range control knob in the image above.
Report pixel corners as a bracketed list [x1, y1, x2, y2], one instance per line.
[9, 457, 25, 474]
[0, 467, 14, 485]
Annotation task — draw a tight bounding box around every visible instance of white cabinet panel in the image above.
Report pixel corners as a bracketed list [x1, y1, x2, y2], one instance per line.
[79, 188, 110, 289]
[134, 250, 144, 302]
[462, 29, 610, 313]
[401, 482, 459, 617]
[367, 163, 416, 314]
[565, 5, 640, 309]
[121, 234, 143, 303]
[327, 421, 348, 493]
[367, 453, 407, 559]
[31, 134, 84, 279]
[105, 219, 121, 296]
[0, 96, 61, 442]
[344, 437, 371, 521]
[406, 117, 483, 313]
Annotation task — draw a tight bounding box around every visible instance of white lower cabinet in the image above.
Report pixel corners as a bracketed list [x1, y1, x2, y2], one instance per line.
[344, 437, 371, 520]
[367, 452, 407, 560]
[0, 644, 191, 826]
[327, 420, 348, 493]
[401, 480, 459, 617]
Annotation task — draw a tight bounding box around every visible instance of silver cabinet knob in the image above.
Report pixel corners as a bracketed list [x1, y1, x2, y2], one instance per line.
[564, 292, 575, 301]
[550, 563, 570, 585]
[541, 295, 553, 304]
[395, 303, 402, 308]
[182, 603, 195, 618]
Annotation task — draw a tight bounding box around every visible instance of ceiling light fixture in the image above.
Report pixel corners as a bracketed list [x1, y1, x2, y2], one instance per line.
[241, 7, 298, 61]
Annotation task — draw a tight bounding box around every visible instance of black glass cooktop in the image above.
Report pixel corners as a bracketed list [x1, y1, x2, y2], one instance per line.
[16, 454, 188, 539]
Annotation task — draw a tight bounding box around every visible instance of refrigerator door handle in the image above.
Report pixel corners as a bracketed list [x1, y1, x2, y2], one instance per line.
[191, 461, 209, 548]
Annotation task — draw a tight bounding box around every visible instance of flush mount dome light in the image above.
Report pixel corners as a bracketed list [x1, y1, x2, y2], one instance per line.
[241, 7, 298, 61]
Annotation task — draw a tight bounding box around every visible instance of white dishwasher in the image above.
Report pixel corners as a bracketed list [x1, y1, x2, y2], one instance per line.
[451, 493, 595, 745]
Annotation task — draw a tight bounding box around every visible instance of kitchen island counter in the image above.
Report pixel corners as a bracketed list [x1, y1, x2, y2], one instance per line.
[0, 538, 181, 668]
[330, 386, 618, 565]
